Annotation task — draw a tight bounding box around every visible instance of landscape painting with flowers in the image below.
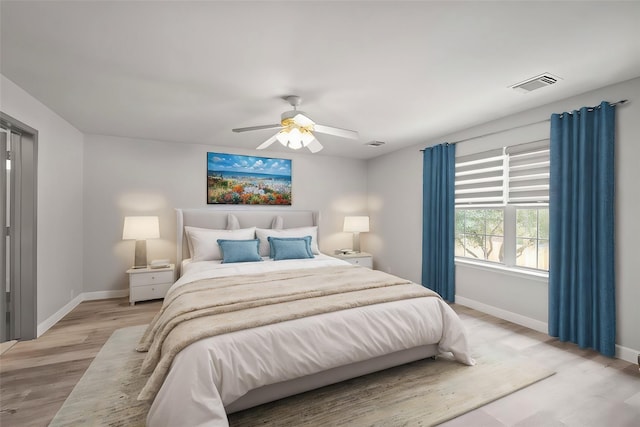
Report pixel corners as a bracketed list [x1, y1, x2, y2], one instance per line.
[207, 152, 292, 205]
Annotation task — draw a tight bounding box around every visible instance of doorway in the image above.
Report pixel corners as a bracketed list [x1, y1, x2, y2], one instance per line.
[0, 112, 37, 342]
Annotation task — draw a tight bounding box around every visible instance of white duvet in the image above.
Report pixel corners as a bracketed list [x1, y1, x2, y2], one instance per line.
[146, 255, 474, 427]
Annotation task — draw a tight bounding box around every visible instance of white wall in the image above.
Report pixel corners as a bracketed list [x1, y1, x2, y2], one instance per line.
[82, 135, 368, 293]
[0, 75, 84, 328]
[367, 77, 640, 360]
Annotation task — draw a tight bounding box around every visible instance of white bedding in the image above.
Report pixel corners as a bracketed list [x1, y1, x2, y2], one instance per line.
[146, 255, 474, 427]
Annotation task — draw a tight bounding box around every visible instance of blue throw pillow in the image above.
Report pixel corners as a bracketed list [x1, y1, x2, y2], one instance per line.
[217, 239, 262, 263]
[268, 236, 314, 261]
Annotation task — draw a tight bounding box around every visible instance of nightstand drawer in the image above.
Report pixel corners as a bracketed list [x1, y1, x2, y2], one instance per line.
[333, 252, 373, 269]
[130, 282, 172, 302]
[130, 270, 174, 287]
[348, 257, 373, 269]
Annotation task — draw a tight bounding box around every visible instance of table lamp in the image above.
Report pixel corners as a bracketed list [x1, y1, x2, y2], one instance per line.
[122, 216, 160, 268]
[343, 216, 369, 253]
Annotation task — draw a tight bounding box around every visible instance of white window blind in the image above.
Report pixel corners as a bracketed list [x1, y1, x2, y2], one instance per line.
[455, 148, 505, 205]
[455, 139, 549, 205]
[506, 139, 550, 203]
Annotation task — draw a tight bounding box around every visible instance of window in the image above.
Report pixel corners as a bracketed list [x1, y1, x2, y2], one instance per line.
[455, 209, 504, 262]
[516, 208, 549, 270]
[455, 140, 549, 272]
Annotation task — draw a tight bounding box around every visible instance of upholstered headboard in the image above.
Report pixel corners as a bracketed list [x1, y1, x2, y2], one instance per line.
[176, 208, 320, 274]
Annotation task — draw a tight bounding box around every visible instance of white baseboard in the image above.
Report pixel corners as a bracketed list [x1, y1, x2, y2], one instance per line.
[455, 295, 639, 365]
[37, 293, 84, 337]
[455, 295, 548, 334]
[615, 344, 640, 366]
[82, 289, 129, 301]
[37, 289, 129, 337]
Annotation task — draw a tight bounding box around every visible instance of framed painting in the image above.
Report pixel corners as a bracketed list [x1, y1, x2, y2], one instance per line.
[207, 152, 292, 205]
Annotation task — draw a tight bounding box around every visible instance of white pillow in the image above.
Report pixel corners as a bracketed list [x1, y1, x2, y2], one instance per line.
[185, 226, 256, 261]
[255, 226, 319, 257]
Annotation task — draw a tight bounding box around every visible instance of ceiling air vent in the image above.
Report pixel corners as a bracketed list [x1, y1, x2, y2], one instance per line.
[366, 140, 385, 147]
[510, 73, 561, 93]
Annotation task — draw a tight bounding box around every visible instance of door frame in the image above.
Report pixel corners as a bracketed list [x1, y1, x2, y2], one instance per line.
[0, 112, 38, 341]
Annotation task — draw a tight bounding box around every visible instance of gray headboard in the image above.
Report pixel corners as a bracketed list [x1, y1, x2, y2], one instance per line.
[176, 208, 320, 274]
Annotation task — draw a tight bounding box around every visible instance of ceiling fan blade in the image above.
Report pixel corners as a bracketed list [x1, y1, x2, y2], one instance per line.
[256, 134, 279, 150]
[232, 124, 282, 133]
[313, 124, 359, 140]
[306, 138, 323, 153]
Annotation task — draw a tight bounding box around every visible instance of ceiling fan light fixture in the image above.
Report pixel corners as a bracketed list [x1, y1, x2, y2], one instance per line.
[301, 130, 315, 146]
[290, 127, 301, 136]
[288, 128, 303, 149]
[276, 127, 304, 149]
[293, 113, 314, 127]
[276, 131, 289, 146]
[288, 140, 303, 150]
[233, 94, 358, 154]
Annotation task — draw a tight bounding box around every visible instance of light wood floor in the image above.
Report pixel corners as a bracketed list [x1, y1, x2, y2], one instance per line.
[444, 306, 640, 427]
[0, 298, 161, 427]
[0, 299, 638, 427]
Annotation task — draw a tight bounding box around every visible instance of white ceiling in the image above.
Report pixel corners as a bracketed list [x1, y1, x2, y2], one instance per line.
[1, 1, 639, 159]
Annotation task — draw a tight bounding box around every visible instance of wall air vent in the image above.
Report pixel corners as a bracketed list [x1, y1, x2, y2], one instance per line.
[365, 140, 386, 147]
[510, 73, 561, 93]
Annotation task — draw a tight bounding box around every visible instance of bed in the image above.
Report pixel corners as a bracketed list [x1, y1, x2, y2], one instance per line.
[138, 209, 474, 427]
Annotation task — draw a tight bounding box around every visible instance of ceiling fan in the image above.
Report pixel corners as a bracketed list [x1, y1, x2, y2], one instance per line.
[232, 95, 359, 153]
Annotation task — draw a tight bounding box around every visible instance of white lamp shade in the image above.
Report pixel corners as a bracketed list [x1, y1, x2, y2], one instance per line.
[343, 216, 370, 233]
[122, 216, 160, 240]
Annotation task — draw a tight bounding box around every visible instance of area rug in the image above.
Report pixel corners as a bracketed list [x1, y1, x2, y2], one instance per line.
[50, 325, 554, 427]
[48, 325, 151, 427]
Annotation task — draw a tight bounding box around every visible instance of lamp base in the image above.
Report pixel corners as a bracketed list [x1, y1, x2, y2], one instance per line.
[352, 232, 361, 253]
[132, 240, 148, 269]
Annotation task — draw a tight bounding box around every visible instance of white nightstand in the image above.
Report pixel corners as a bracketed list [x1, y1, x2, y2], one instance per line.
[333, 252, 373, 269]
[127, 264, 175, 306]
